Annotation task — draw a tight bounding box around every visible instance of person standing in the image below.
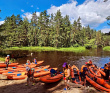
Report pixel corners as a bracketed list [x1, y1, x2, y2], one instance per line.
[63, 62, 71, 90]
[5, 55, 10, 69]
[26, 66, 35, 86]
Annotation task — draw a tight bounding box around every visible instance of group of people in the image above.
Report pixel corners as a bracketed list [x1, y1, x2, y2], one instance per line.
[62, 60, 110, 90]
[62, 60, 100, 90]
[5, 55, 37, 86]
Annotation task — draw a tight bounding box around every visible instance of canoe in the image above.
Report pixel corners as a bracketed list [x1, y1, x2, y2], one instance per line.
[34, 68, 57, 78]
[87, 71, 110, 89]
[40, 74, 63, 83]
[86, 76, 110, 92]
[0, 63, 19, 68]
[2, 65, 50, 76]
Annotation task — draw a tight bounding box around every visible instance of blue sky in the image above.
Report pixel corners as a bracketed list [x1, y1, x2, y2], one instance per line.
[0, 0, 110, 33]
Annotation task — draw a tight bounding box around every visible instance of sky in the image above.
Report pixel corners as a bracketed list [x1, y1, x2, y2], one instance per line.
[0, 0, 110, 33]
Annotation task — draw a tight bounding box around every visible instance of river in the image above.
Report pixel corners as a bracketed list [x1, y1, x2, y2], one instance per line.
[0, 48, 110, 71]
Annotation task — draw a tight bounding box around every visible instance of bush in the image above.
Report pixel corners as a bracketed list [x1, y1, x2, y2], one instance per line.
[73, 44, 80, 47]
[84, 44, 92, 49]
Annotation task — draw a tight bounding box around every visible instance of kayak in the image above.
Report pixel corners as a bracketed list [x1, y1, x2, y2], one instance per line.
[16, 60, 44, 68]
[16, 64, 36, 68]
[7, 68, 57, 80]
[0, 63, 19, 68]
[71, 65, 81, 83]
[86, 76, 110, 92]
[7, 72, 27, 80]
[40, 74, 63, 83]
[87, 71, 110, 89]
[2, 65, 50, 76]
[89, 67, 101, 77]
[35, 60, 44, 66]
[34, 68, 57, 78]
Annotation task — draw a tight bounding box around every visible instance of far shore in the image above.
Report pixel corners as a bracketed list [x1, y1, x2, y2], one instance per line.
[4, 46, 86, 53]
[103, 46, 110, 51]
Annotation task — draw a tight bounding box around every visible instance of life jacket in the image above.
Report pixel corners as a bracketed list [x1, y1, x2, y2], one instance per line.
[81, 65, 87, 73]
[34, 59, 37, 64]
[28, 69, 32, 75]
[5, 57, 10, 62]
[64, 69, 68, 77]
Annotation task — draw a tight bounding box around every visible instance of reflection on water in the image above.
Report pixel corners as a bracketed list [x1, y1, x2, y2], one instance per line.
[0, 48, 110, 71]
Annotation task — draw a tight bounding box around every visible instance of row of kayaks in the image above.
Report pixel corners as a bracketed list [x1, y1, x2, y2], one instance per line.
[1, 61, 110, 92]
[86, 67, 110, 92]
[0, 61, 63, 83]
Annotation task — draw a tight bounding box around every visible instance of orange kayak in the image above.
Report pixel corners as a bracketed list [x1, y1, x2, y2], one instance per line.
[17, 64, 36, 68]
[0, 63, 19, 68]
[40, 74, 63, 83]
[34, 68, 57, 78]
[89, 67, 101, 77]
[71, 65, 81, 83]
[35, 60, 44, 66]
[2, 65, 50, 76]
[86, 76, 110, 92]
[7, 68, 57, 80]
[87, 72, 110, 89]
[7, 72, 27, 80]
[16, 61, 44, 68]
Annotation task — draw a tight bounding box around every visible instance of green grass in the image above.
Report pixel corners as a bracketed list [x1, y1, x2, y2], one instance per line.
[4, 46, 86, 53]
[57, 47, 86, 53]
[103, 46, 110, 51]
[0, 57, 15, 63]
[0, 57, 5, 62]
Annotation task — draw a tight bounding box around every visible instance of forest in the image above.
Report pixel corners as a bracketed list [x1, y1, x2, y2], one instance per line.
[0, 10, 110, 49]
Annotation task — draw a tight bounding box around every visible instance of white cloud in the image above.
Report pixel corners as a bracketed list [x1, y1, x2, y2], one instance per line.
[31, 5, 33, 7]
[21, 9, 24, 12]
[101, 28, 110, 33]
[22, 12, 40, 20]
[0, 21, 4, 25]
[47, 0, 110, 28]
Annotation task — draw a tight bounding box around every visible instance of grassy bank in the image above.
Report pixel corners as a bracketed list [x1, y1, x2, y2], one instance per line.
[103, 46, 110, 51]
[0, 57, 5, 62]
[0, 57, 15, 63]
[4, 46, 86, 53]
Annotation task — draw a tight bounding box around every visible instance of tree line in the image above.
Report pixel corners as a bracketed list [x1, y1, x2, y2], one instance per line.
[0, 10, 110, 48]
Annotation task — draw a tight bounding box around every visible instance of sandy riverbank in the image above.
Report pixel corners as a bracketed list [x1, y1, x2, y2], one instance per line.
[0, 74, 106, 93]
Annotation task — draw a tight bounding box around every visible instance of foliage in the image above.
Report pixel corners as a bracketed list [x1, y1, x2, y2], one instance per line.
[103, 46, 110, 51]
[0, 10, 110, 49]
